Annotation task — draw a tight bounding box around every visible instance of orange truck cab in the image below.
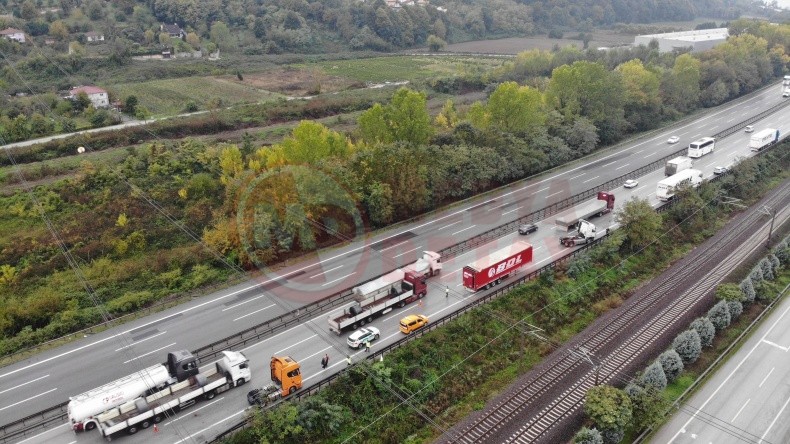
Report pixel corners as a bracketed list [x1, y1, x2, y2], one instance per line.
[270, 356, 302, 396]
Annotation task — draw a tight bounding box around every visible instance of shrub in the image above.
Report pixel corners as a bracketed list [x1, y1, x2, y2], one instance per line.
[658, 349, 684, 382]
[640, 360, 667, 391]
[105, 290, 157, 314]
[584, 385, 632, 431]
[715, 283, 743, 301]
[768, 254, 780, 272]
[574, 427, 603, 444]
[624, 383, 668, 430]
[727, 300, 743, 320]
[774, 240, 789, 264]
[673, 329, 702, 363]
[750, 265, 764, 283]
[740, 277, 756, 303]
[601, 427, 625, 444]
[707, 300, 731, 331]
[759, 258, 775, 281]
[690, 317, 715, 347]
[549, 29, 564, 39]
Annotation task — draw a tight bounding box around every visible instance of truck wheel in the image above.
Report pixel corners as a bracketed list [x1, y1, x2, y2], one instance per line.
[85, 422, 96, 431]
[205, 390, 216, 400]
[360, 318, 366, 326]
[419, 292, 426, 298]
[153, 415, 163, 423]
[236, 378, 246, 387]
[397, 301, 405, 308]
[352, 322, 359, 330]
[127, 426, 138, 435]
[141, 420, 151, 429]
[366, 316, 373, 323]
[289, 386, 297, 394]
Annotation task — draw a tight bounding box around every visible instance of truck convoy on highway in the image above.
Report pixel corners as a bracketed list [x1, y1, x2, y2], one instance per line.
[665, 156, 693, 176]
[749, 128, 780, 152]
[559, 219, 610, 247]
[247, 356, 303, 406]
[91, 351, 250, 438]
[462, 241, 533, 291]
[656, 169, 703, 201]
[554, 191, 616, 230]
[68, 350, 200, 431]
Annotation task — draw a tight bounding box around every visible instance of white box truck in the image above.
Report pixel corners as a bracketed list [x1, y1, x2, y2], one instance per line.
[749, 128, 780, 151]
[656, 169, 703, 201]
[665, 156, 693, 176]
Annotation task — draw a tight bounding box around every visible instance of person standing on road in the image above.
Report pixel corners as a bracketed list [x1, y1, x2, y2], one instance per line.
[364, 340, 371, 353]
[346, 355, 352, 366]
[321, 354, 328, 369]
[445, 286, 449, 298]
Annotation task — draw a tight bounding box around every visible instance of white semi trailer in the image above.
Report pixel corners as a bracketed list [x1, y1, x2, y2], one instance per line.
[656, 169, 703, 201]
[68, 350, 198, 432]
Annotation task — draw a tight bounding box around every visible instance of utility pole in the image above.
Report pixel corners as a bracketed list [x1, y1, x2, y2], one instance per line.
[761, 206, 776, 249]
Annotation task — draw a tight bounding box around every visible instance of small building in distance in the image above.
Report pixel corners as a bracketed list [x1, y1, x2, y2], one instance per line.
[68, 85, 109, 108]
[161, 22, 185, 39]
[634, 28, 729, 53]
[85, 31, 105, 43]
[0, 27, 26, 43]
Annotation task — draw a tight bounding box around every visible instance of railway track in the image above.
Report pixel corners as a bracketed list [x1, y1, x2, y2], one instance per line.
[442, 180, 790, 444]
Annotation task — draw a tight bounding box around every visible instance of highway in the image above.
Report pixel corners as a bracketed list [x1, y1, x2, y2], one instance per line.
[652, 286, 790, 444]
[1, 82, 788, 443]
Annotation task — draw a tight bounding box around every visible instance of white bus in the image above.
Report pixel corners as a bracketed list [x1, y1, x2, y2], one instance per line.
[687, 137, 715, 158]
[656, 169, 703, 201]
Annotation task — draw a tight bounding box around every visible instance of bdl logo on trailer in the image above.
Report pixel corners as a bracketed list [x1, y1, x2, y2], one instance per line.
[462, 241, 533, 291]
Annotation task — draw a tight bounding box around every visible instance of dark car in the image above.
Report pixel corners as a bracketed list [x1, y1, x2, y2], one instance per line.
[518, 223, 538, 235]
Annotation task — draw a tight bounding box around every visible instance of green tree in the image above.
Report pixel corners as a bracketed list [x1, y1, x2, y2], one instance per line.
[252, 395, 305, 441]
[547, 61, 625, 143]
[707, 300, 731, 331]
[261, 121, 352, 168]
[427, 34, 446, 52]
[739, 277, 756, 303]
[666, 54, 701, 113]
[0, 264, 18, 286]
[123, 95, 138, 114]
[365, 181, 394, 227]
[624, 384, 668, 430]
[158, 32, 172, 46]
[210, 21, 232, 52]
[614, 197, 662, 252]
[617, 59, 661, 131]
[49, 20, 69, 40]
[485, 81, 545, 136]
[673, 329, 702, 363]
[584, 385, 632, 432]
[716, 283, 743, 302]
[640, 360, 667, 391]
[357, 88, 432, 146]
[186, 32, 200, 49]
[691, 317, 715, 347]
[658, 349, 684, 382]
[21, 0, 37, 19]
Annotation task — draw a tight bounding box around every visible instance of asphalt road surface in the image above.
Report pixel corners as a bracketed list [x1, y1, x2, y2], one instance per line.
[652, 289, 790, 444]
[2, 82, 789, 443]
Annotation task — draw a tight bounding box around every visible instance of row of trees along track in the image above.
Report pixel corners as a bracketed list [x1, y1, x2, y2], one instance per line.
[439, 179, 790, 444]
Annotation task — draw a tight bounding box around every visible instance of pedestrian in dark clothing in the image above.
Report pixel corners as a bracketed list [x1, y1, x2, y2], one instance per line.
[323, 354, 329, 369]
[320, 355, 327, 369]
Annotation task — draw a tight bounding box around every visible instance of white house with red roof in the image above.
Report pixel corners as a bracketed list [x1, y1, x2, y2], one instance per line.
[68, 85, 109, 108]
[0, 27, 25, 43]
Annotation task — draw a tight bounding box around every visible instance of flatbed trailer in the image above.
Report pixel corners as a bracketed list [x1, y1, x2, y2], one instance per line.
[554, 192, 615, 230]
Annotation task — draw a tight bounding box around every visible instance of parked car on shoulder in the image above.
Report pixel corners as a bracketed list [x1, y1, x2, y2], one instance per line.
[744, 125, 754, 133]
[518, 223, 538, 235]
[623, 179, 639, 188]
[713, 166, 729, 175]
[667, 136, 680, 144]
[347, 327, 380, 349]
[400, 314, 428, 334]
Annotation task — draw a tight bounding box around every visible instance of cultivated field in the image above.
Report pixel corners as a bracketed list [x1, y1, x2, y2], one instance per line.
[442, 31, 636, 54]
[110, 76, 283, 116]
[308, 55, 509, 82]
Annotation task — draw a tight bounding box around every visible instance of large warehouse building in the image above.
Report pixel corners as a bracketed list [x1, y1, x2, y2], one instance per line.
[634, 28, 729, 53]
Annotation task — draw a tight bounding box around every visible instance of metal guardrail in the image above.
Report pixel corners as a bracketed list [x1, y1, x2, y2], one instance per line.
[4, 92, 789, 444]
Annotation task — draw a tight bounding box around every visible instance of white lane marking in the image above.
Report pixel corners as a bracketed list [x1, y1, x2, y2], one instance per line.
[14, 422, 67, 444]
[546, 191, 563, 198]
[615, 163, 630, 170]
[732, 398, 750, 422]
[704, 161, 717, 168]
[644, 152, 656, 158]
[163, 397, 224, 425]
[115, 331, 168, 351]
[633, 186, 645, 193]
[0, 374, 50, 395]
[309, 265, 343, 279]
[122, 343, 176, 364]
[759, 367, 775, 388]
[393, 246, 422, 259]
[670, 299, 790, 443]
[233, 304, 276, 322]
[0, 388, 58, 411]
[321, 272, 356, 287]
[633, 149, 644, 154]
[761, 339, 788, 352]
[601, 160, 617, 168]
[438, 220, 463, 230]
[378, 240, 408, 252]
[692, 133, 702, 139]
[582, 176, 600, 184]
[172, 409, 246, 444]
[441, 269, 462, 278]
[452, 225, 477, 236]
[502, 207, 522, 215]
[759, 393, 790, 443]
[275, 335, 316, 355]
[569, 173, 585, 180]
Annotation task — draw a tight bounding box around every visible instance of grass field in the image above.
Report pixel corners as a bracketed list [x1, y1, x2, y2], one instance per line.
[110, 77, 284, 117]
[307, 55, 508, 82]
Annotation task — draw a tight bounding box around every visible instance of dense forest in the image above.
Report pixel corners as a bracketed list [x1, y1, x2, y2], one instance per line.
[0, 20, 788, 356]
